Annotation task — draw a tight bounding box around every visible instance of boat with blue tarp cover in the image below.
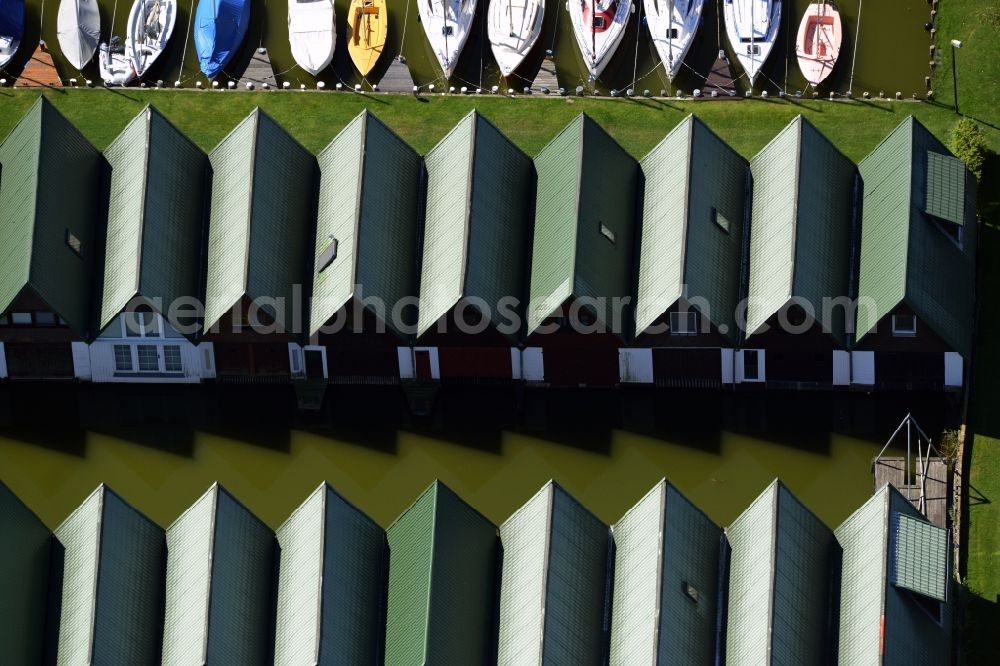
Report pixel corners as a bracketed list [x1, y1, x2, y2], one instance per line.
[194, 0, 251, 78]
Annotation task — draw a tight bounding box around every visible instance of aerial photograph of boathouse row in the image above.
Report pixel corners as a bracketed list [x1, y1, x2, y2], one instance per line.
[0, 0, 997, 662]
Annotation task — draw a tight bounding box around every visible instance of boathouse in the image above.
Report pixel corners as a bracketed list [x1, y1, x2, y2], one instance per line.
[274, 482, 387, 663]
[91, 107, 213, 383]
[853, 117, 976, 391]
[0, 98, 99, 380]
[835, 483, 951, 663]
[384, 481, 497, 665]
[725, 480, 837, 663]
[0, 481, 51, 664]
[743, 116, 857, 388]
[162, 483, 275, 665]
[624, 115, 748, 388]
[310, 110, 422, 384]
[51, 485, 164, 664]
[202, 109, 315, 382]
[609, 480, 722, 664]
[411, 111, 533, 383]
[525, 114, 639, 386]
[497, 481, 609, 664]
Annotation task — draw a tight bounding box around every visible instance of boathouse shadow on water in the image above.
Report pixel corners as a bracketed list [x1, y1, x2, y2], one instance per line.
[0, 382, 962, 458]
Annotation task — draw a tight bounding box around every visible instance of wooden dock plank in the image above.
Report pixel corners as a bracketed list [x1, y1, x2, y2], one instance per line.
[873, 456, 950, 528]
[15, 42, 61, 88]
[530, 56, 558, 93]
[238, 48, 275, 89]
[378, 57, 414, 92]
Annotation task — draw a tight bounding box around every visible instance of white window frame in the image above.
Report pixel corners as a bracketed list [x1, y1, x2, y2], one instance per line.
[670, 311, 699, 336]
[891, 314, 917, 338]
[113, 342, 185, 375]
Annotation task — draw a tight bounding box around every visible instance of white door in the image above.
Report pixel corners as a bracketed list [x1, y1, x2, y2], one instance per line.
[851, 351, 875, 385]
[832, 351, 851, 386]
[944, 352, 963, 388]
[522, 347, 544, 381]
[618, 348, 653, 384]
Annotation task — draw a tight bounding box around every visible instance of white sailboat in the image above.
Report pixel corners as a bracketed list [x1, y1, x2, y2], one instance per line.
[567, 0, 632, 81]
[487, 0, 544, 78]
[288, 0, 335, 76]
[418, 0, 478, 79]
[644, 0, 703, 81]
[723, 0, 780, 85]
[100, 0, 177, 85]
[57, 0, 101, 70]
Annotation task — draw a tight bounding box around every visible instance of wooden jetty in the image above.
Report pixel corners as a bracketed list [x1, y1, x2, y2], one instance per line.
[704, 49, 737, 97]
[530, 55, 559, 92]
[238, 48, 275, 89]
[873, 456, 950, 528]
[378, 56, 415, 92]
[15, 41, 61, 88]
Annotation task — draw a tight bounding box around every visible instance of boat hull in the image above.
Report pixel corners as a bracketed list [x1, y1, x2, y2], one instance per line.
[795, 3, 841, 86]
[194, 0, 251, 78]
[567, 0, 632, 81]
[722, 0, 780, 85]
[417, 0, 477, 79]
[347, 0, 386, 77]
[57, 0, 101, 70]
[0, 0, 25, 69]
[644, 0, 704, 81]
[487, 0, 544, 78]
[288, 0, 335, 76]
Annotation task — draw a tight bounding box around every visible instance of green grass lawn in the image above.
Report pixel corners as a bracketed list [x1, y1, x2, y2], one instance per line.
[0, 88, 997, 163]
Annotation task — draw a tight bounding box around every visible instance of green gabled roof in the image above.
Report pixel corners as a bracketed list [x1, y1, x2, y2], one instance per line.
[725, 480, 834, 665]
[0, 482, 51, 666]
[416, 111, 532, 342]
[497, 481, 609, 665]
[635, 116, 747, 341]
[384, 480, 497, 666]
[54, 485, 164, 666]
[204, 109, 314, 334]
[746, 116, 855, 344]
[855, 117, 976, 357]
[311, 110, 421, 339]
[609, 480, 721, 666]
[835, 484, 951, 664]
[275, 482, 386, 665]
[162, 483, 274, 666]
[527, 114, 638, 339]
[99, 106, 207, 336]
[0, 97, 100, 339]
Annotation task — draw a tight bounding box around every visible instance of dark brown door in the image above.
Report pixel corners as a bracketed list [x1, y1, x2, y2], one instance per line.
[414, 351, 432, 380]
[305, 349, 325, 379]
[439, 347, 512, 379]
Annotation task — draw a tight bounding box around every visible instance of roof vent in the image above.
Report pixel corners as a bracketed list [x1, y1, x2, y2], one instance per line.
[318, 237, 339, 273]
[65, 230, 83, 257]
[599, 222, 616, 245]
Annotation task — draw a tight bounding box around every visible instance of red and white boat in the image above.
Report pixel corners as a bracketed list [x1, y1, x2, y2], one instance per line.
[568, 0, 632, 80]
[795, 2, 841, 86]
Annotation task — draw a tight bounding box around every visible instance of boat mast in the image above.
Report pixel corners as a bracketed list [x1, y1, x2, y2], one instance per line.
[590, 0, 597, 67]
[668, 0, 674, 68]
[442, 0, 449, 74]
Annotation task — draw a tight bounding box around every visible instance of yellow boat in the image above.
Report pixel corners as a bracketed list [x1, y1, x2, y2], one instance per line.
[347, 0, 387, 77]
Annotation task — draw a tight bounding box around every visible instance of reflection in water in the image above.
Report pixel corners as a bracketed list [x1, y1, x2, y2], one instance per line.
[0, 383, 957, 532]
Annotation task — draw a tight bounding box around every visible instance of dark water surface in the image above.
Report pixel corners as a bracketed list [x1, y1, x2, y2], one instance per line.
[0, 383, 958, 532]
